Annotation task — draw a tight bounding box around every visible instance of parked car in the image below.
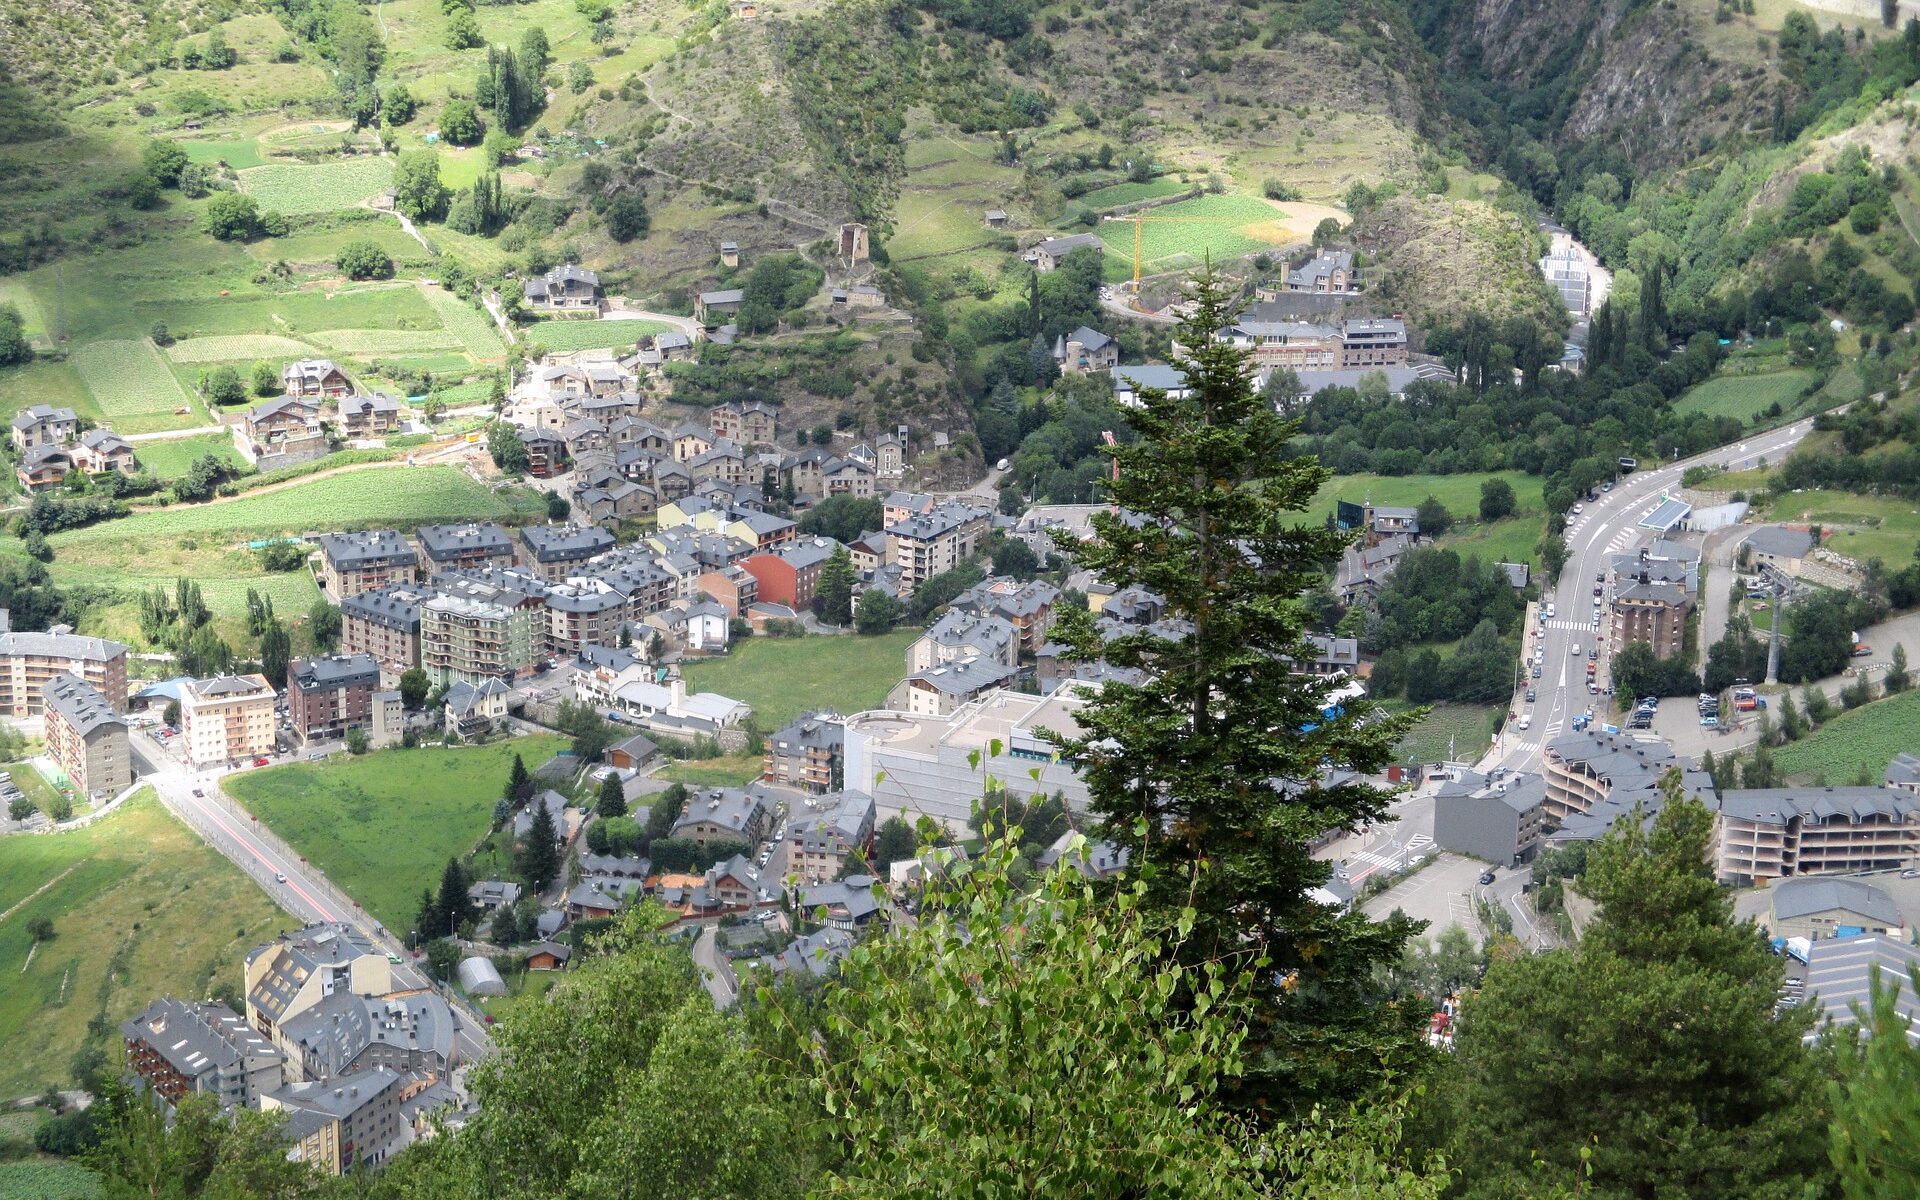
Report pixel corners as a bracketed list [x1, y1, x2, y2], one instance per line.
[1517, 714, 1532, 730]
[253, 756, 270, 767]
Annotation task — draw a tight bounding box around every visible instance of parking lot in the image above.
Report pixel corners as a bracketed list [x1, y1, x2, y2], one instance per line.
[1361, 852, 1489, 935]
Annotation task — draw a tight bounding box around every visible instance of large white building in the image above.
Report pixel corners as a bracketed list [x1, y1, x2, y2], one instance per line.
[842, 689, 1090, 830]
[180, 674, 277, 767]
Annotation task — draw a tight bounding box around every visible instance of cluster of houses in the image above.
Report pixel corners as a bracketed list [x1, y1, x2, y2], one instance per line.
[507, 348, 917, 525]
[242, 360, 404, 471]
[121, 923, 465, 1175]
[10, 405, 138, 492]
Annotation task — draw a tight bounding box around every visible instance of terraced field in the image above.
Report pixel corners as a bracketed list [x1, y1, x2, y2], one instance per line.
[165, 333, 316, 363]
[50, 466, 539, 544]
[236, 159, 395, 215]
[70, 338, 196, 419]
[311, 328, 465, 354]
[425, 287, 508, 359]
[525, 318, 668, 354]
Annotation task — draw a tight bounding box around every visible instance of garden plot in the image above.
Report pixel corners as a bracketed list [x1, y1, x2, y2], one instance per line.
[525, 319, 667, 355]
[423, 287, 507, 359]
[70, 338, 194, 418]
[165, 333, 317, 363]
[237, 159, 395, 215]
[311, 328, 465, 354]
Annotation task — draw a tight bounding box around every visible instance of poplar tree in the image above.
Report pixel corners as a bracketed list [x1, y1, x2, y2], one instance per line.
[1048, 268, 1422, 1114]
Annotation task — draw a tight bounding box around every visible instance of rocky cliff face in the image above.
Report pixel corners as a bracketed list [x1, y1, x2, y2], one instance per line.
[1426, 0, 1786, 173]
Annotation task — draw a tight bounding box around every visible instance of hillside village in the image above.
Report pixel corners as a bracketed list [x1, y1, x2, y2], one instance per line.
[6, 0, 1920, 1190]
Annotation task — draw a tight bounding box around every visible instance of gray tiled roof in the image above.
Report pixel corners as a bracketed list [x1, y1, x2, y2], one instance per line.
[318, 530, 417, 571]
[417, 522, 514, 561]
[290, 654, 379, 693]
[268, 1066, 403, 1123]
[521, 523, 615, 562]
[340, 586, 423, 633]
[1719, 786, 1920, 827]
[1770, 876, 1901, 925]
[42, 673, 123, 737]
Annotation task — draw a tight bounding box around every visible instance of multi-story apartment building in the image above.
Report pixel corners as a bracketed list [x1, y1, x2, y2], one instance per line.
[765, 713, 844, 794]
[540, 584, 626, 661]
[1610, 578, 1692, 662]
[1537, 729, 1718, 839]
[339, 587, 423, 672]
[287, 655, 380, 744]
[244, 923, 392, 1041]
[275, 991, 454, 1084]
[42, 672, 130, 797]
[1715, 787, 1920, 885]
[519, 523, 616, 582]
[886, 502, 991, 596]
[787, 790, 876, 883]
[742, 537, 838, 611]
[179, 674, 277, 767]
[951, 577, 1059, 655]
[316, 531, 419, 599]
[415, 522, 517, 574]
[265, 1066, 407, 1175]
[0, 626, 128, 717]
[428, 571, 546, 677]
[1204, 305, 1409, 371]
[1339, 318, 1410, 367]
[420, 594, 525, 687]
[122, 998, 285, 1111]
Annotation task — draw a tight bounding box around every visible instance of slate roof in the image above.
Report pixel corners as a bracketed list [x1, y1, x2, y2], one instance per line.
[340, 586, 423, 633]
[1719, 787, 1920, 828]
[1804, 935, 1920, 1043]
[289, 654, 379, 693]
[10, 404, 76, 431]
[521, 523, 615, 562]
[1747, 526, 1816, 559]
[42, 672, 122, 737]
[1770, 877, 1901, 925]
[318, 530, 416, 571]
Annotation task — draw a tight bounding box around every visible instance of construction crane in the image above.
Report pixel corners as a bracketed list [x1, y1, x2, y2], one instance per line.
[1101, 212, 1250, 296]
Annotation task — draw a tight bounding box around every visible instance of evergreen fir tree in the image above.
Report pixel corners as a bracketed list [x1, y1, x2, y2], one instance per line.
[598, 771, 627, 818]
[434, 858, 472, 941]
[1047, 268, 1421, 1114]
[519, 798, 561, 892]
[505, 752, 530, 803]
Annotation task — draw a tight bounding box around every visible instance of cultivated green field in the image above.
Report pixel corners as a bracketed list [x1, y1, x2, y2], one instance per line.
[0, 1159, 101, 1200]
[1395, 702, 1499, 766]
[1763, 489, 1920, 565]
[165, 333, 316, 363]
[1774, 689, 1920, 784]
[70, 338, 196, 420]
[1436, 515, 1543, 569]
[681, 630, 919, 727]
[1079, 179, 1192, 209]
[182, 138, 266, 170]
[1671, 369, 1816, 423]
[0, 793, 287, 1096]
[50, 466, 540, 545]
[224, 737, 569, 932]
[524, 319, 669, 355]
[311, 328, 464, 354]
[236, 159, 396, 215]
[425, 287, 508, 359]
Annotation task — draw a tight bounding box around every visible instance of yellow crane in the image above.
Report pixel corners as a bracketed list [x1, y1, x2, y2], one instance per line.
[1101, 212, 1242, 293]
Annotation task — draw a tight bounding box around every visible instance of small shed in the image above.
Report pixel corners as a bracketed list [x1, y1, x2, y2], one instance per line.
[525, 941, 573, 971]
[457, 956, 508, 997]
[984, 208, 1008, 228]
[720, 241, 740, 268]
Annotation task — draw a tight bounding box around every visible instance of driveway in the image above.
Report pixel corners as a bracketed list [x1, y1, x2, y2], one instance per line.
[1361, 852, 1485, 936]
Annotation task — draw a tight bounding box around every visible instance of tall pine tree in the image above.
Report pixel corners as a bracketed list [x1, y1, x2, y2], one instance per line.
[1444, 777, 1829, 1199]
[519, 797, 560, 892]
[1048, 268, 1422, 1114]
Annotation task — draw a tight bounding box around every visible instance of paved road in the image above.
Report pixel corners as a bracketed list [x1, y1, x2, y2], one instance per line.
[691, 924, 738, 1009]
[135, 736, 494, 1067]
[1488, 417, 1821, 772]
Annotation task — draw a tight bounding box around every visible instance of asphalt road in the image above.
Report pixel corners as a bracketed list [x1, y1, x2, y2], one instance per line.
[134, 735, 494, 1067]
[1488, 417, 1820, 772]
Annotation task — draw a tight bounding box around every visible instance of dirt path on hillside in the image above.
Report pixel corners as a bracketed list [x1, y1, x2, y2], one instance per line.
[0, 866, 78, 926]
[123, 459, 420, 514]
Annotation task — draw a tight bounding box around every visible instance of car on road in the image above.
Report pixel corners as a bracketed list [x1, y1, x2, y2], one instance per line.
[275, 872, 287, 883]
[1601, 480, 1614, 491]
[1589, 647, 1599, 660]
[1525, 688, 1537, 702]
[1570, 502, 1585, 515]
[1479, 870, 1497, 885]
[995, 457, 1011, 471]
[1594, 584, 1604, 596]
[1853, 644, 1874, 657]
[253, 757, 270, 767]
[1570, 643, 1580, 656]
[191, 788, 203, 797]
[387, 952, 403, 964]
[1532, 665, 1543, 679]
[1517, 714, 1532, 730]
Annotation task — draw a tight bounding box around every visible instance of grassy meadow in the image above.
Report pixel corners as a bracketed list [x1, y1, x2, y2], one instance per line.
[223, 737, 568, 933]
[0, 793, 287, 1096]
[680, 630, 919, 728]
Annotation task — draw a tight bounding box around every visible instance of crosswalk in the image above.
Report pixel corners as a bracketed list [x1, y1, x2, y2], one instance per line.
[1349, 849, 1400, 868]
[1542, 619, 1597, 631]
